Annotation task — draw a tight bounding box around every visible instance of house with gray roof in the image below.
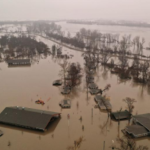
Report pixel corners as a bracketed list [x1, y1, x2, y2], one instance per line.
[0, 106, 60, 131]
[123, 113, 150, 138]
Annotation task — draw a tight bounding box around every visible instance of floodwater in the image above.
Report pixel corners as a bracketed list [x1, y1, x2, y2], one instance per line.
[57, 21, 150, 56]
[0, 25, 150, 150]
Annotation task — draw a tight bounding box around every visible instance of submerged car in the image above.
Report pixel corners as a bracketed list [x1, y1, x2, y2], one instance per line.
[35, 100, 45, 105]
[59, 99, 71, 108]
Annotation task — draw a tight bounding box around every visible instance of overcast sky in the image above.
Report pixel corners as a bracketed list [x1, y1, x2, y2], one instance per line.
[0, 0, 150, 22]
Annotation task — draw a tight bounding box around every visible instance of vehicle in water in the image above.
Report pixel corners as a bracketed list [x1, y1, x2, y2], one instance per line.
[35, 100, 45, 105]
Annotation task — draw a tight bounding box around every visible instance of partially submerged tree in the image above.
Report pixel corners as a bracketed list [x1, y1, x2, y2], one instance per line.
[66, 136, 85, 150]
[113, 136, 148, 150]
[59, 59, 70, 86]
[67, 62, 83, 88]
[123, 97, 136, 114]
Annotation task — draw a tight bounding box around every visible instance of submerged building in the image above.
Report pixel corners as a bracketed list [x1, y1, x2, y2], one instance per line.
[0, 106, 60, 131]
[123, 113, 150, 138]
[111, 110, 131, 120]
[7, 59, 31, 66]
[94, 95, 112, 110]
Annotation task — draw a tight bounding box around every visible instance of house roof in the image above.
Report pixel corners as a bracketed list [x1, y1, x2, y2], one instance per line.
[88, 83, 98, 89]
[111, 110, 131, 120]
[95, 95, 112, 110]
[125, 125, 149, 137]
[133, 113, 150, 131]
[7, 59, 30, 63]
[0, 107, 60, 131]
[98, 100, 112, 110]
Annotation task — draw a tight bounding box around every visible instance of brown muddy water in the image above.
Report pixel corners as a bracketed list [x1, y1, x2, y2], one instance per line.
[0, 35, 150, 150]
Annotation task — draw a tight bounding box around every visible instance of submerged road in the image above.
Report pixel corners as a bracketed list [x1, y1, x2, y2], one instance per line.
[37, 34, 150, 62]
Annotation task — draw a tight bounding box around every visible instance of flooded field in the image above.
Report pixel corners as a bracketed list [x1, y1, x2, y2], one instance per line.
[0, 25, 150, 150]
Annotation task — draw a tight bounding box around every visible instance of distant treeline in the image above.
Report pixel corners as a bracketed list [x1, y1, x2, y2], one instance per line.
[67, 20, 150, 28]
[0, 35, 50, 60]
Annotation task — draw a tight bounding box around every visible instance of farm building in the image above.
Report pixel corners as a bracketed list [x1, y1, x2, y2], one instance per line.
[0, 106, 60, 131]
[123, 113, 150, 138]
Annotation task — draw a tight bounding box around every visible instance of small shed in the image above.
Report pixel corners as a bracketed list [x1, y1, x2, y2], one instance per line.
[88, 83, 98, 89]
[90, 89, 101, 95]
[61, 88, 71, 94]
[59, 99, 71, 108]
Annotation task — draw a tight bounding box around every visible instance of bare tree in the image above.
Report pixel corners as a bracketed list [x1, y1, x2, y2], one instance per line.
[123, 97, 136, 114]
[67, 62, 83, 88]
[59, 59, 70, 86]
[113, 136, 148, 150]
[66, 136, 85, 150]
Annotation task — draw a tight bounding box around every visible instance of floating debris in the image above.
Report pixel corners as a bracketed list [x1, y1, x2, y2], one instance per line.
[35, 99, 45, 105]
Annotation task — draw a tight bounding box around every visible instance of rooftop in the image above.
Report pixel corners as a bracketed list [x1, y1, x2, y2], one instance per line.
[7, 59, 30, 64]
[111, 110, 131, 120]
[133, 113, 150, 131]
[0, 106, 60, 131]
[124, 125, 149, 138]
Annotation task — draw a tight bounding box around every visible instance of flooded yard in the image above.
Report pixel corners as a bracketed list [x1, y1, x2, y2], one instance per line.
[0, 25, 150, 150]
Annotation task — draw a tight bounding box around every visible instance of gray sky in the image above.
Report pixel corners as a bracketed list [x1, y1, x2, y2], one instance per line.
[0, 0, 150, 22]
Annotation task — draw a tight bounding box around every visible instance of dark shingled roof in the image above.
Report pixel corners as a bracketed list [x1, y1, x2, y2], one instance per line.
[133, 113, 150, 131]
[94, 95, 112, 110]
[111, 110, 131, 120]
[0, 107, 60, 131]
[124, 125, 149, 137]
[7, 59, 30, 64]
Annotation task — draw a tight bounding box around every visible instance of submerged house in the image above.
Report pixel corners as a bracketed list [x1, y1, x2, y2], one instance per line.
[111, 110, 131, 121]
[94, 95, 112, 110]
[123, 113, 150, 138]
[7, 59, 31, 66]
[0, 106, 60, 131]
[59, 99, 71, 108]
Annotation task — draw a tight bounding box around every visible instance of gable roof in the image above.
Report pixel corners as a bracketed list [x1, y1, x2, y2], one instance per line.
[133, 113, 150, 131]
[125, 125, 149, 137]
[111, 110, 131, 120]
[0, 106, 60, 131]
